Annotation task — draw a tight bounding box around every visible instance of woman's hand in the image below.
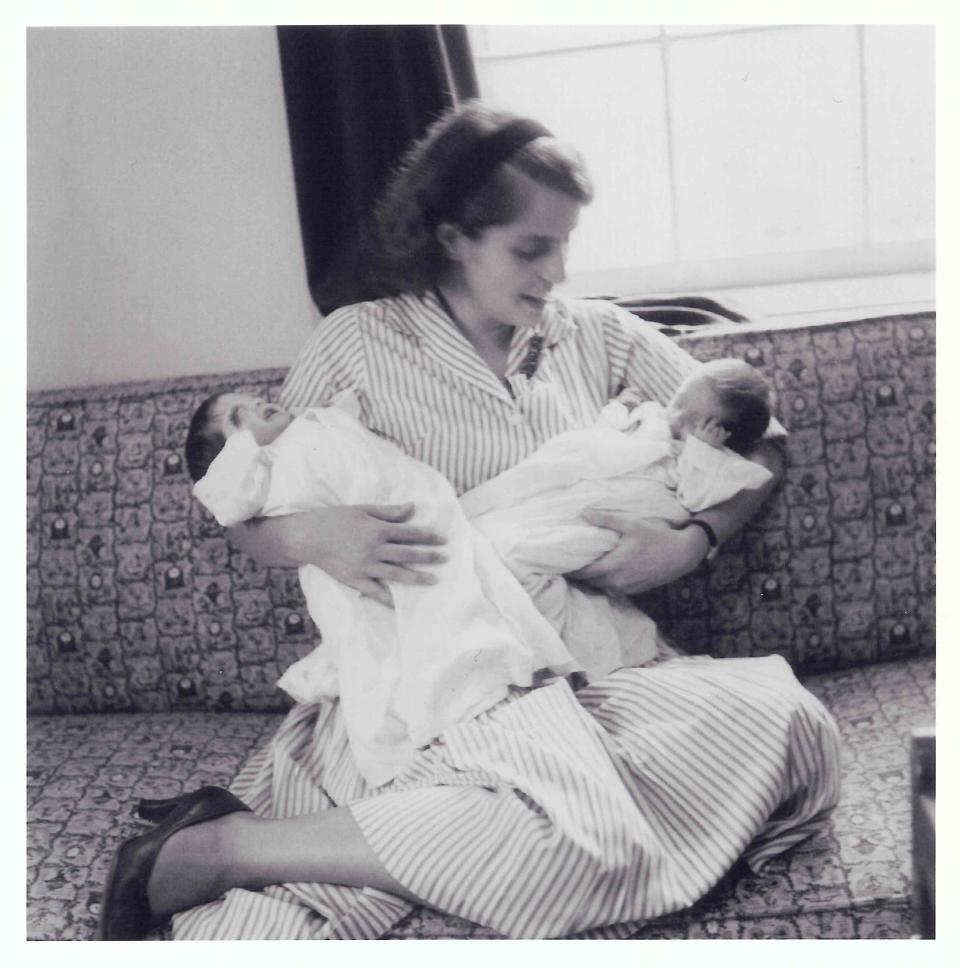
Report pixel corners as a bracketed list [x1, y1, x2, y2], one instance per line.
[567, 512, 708, 596]
[570, 439, 785, 596]
[227, 503, 447, 607]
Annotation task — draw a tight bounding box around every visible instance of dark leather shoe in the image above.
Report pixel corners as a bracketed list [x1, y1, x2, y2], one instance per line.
[136, 793, 190, 824]
[98, 785, 251, 940]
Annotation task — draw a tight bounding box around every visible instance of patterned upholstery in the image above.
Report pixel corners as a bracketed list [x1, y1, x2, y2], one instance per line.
[26, 657, 934, 940]
[639, 314, 935, 673]
[26, 314, 935, 715]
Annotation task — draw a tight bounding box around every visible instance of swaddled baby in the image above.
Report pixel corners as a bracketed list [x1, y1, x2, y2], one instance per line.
[185, 390, 580, 787]
[460, 358, 777, 678]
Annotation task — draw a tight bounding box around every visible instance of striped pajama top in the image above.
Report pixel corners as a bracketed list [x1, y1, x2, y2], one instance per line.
[170, 291, 841, 941]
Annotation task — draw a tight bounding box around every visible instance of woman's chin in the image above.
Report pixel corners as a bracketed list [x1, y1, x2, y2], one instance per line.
[517, 296, 547, 324]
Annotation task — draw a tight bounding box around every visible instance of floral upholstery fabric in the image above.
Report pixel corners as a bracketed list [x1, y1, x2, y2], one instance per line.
[26, 314, 935, 715]
[26, 656, 934, 940]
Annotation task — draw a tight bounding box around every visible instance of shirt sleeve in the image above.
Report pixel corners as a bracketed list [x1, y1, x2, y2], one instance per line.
[600, 303, 703, 406]
[279, 305, 367, 412]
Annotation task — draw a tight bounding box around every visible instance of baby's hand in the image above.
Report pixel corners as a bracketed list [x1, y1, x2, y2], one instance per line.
[691, 416, 730, 448]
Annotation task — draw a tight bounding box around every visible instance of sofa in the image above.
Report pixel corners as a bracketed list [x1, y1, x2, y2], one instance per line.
[26, 311, 935, 940]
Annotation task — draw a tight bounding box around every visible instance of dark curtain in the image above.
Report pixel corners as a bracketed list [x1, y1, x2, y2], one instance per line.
[277, 25, 479, 315]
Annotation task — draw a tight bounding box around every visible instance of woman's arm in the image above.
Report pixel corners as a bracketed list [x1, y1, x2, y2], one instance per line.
[570, 439, 785, 595]
[227, 503, 447, 607]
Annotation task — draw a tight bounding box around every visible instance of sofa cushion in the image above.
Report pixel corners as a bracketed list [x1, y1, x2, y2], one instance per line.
[26, 313, 935, 715]
[26, 655, 933, 940]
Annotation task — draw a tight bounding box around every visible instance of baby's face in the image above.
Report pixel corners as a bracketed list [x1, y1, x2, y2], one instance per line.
[217, 393, 293, 446]
[666, 374, 725, 439]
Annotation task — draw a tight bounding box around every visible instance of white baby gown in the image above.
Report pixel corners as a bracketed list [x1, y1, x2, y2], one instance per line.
[460, 399, 773, 681]
[193, 402, 580, 787]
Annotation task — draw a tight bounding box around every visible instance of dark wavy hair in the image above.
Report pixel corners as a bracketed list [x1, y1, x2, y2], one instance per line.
[184, 393, 228, 483]
[366, 101, 594, 295]
[700, 359, 773, 455]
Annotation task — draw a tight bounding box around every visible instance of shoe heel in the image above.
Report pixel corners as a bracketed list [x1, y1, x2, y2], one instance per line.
[136, 794, 185, 823]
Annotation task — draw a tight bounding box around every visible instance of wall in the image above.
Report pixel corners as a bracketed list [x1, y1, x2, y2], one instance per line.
[27, 27, 319, 391]
[469, 24, 935, 296]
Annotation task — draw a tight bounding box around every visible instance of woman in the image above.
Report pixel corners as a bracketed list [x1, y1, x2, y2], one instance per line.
[99, 103, 841, 941]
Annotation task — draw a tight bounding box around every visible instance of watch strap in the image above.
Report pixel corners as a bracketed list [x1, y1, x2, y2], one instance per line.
[683, 518, 719, 560]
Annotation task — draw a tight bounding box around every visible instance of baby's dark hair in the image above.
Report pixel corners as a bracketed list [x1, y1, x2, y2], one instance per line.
[185, 393, 228, 483]
[700, 359, 772, 455]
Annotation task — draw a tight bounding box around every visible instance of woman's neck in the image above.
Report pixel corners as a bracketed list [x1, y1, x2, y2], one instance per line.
[434, 282, 514, 374]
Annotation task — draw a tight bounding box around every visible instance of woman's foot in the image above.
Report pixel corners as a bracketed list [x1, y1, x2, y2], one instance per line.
[145, 812, 259, 922]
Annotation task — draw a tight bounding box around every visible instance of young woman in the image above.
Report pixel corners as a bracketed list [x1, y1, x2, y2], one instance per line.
[99, 102, 840, 941]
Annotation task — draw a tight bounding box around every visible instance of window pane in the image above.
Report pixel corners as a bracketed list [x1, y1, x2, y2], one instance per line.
[470, 24, 934, 292]
[669, 25, 864, 259]
[864, 25, 935, 242]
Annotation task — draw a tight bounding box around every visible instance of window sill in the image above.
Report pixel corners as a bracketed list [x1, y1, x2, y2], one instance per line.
[694, 270, 934, 332]
[571, 270, 934, 336]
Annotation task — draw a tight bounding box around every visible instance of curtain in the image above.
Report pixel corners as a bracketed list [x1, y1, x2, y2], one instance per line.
[277, 25, 479, 315]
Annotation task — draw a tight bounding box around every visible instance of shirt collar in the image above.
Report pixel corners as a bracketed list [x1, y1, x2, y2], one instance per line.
[387, 289, 578, 348]
[539, 295, 579, 347]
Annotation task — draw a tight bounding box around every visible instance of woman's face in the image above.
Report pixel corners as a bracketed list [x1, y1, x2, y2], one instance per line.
[442, 174, 582, 332]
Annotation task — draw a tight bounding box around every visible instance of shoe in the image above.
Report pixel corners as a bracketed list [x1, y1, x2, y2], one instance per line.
[136, 793, 190, 824]
[97, 785, 251, 941]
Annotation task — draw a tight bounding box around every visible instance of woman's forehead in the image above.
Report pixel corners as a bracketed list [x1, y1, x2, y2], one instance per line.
[506, 176, 581, 237]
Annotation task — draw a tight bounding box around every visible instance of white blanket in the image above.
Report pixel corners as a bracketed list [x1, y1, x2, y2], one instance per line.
[461, 400, 772, 679]
[194, 404, 579, 787]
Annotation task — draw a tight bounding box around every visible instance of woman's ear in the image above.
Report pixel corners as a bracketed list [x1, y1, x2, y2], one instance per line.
[436, 222, 466, 262]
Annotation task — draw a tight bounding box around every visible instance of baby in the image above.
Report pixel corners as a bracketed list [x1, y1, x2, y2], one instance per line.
[460, 359, 776, 678]
[185, 390, 580, 788]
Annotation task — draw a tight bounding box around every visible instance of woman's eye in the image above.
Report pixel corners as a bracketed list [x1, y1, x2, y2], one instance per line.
[513, 248, 543, 262]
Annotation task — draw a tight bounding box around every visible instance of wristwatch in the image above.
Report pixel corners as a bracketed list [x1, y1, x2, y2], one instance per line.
[681, 518, 719, 561]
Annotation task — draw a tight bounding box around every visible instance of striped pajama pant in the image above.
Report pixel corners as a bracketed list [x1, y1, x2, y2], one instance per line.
[172, 654, 841, 940]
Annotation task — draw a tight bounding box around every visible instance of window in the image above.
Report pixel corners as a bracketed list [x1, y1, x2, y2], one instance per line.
[468, 25, 934, 303]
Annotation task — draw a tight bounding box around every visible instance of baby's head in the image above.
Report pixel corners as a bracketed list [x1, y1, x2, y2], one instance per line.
[185, 392, 293, 482]
[667, 359, 772, 454]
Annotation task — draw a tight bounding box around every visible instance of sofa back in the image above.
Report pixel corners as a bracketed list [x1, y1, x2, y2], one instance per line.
[27, 313, 934, 714]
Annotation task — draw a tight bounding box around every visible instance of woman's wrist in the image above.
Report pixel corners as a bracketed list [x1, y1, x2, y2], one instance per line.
[675, 520, 712, 570]
[679, 518, 719, 560]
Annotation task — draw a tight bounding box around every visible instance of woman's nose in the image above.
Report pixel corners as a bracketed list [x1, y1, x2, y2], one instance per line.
[540, 246, 567, 286]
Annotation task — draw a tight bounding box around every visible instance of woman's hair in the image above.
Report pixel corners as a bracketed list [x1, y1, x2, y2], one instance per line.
[368, 101, 594, 294]
[700, 359, 773, 455]
[185, 393, 228, 483]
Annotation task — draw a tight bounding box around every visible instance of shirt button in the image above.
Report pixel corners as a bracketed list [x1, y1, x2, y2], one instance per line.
[509, 412, 525, 426]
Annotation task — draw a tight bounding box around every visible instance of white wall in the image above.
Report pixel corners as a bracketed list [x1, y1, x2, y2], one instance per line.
[470, 24, 935, 296]
[28, 27, 319, 391]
